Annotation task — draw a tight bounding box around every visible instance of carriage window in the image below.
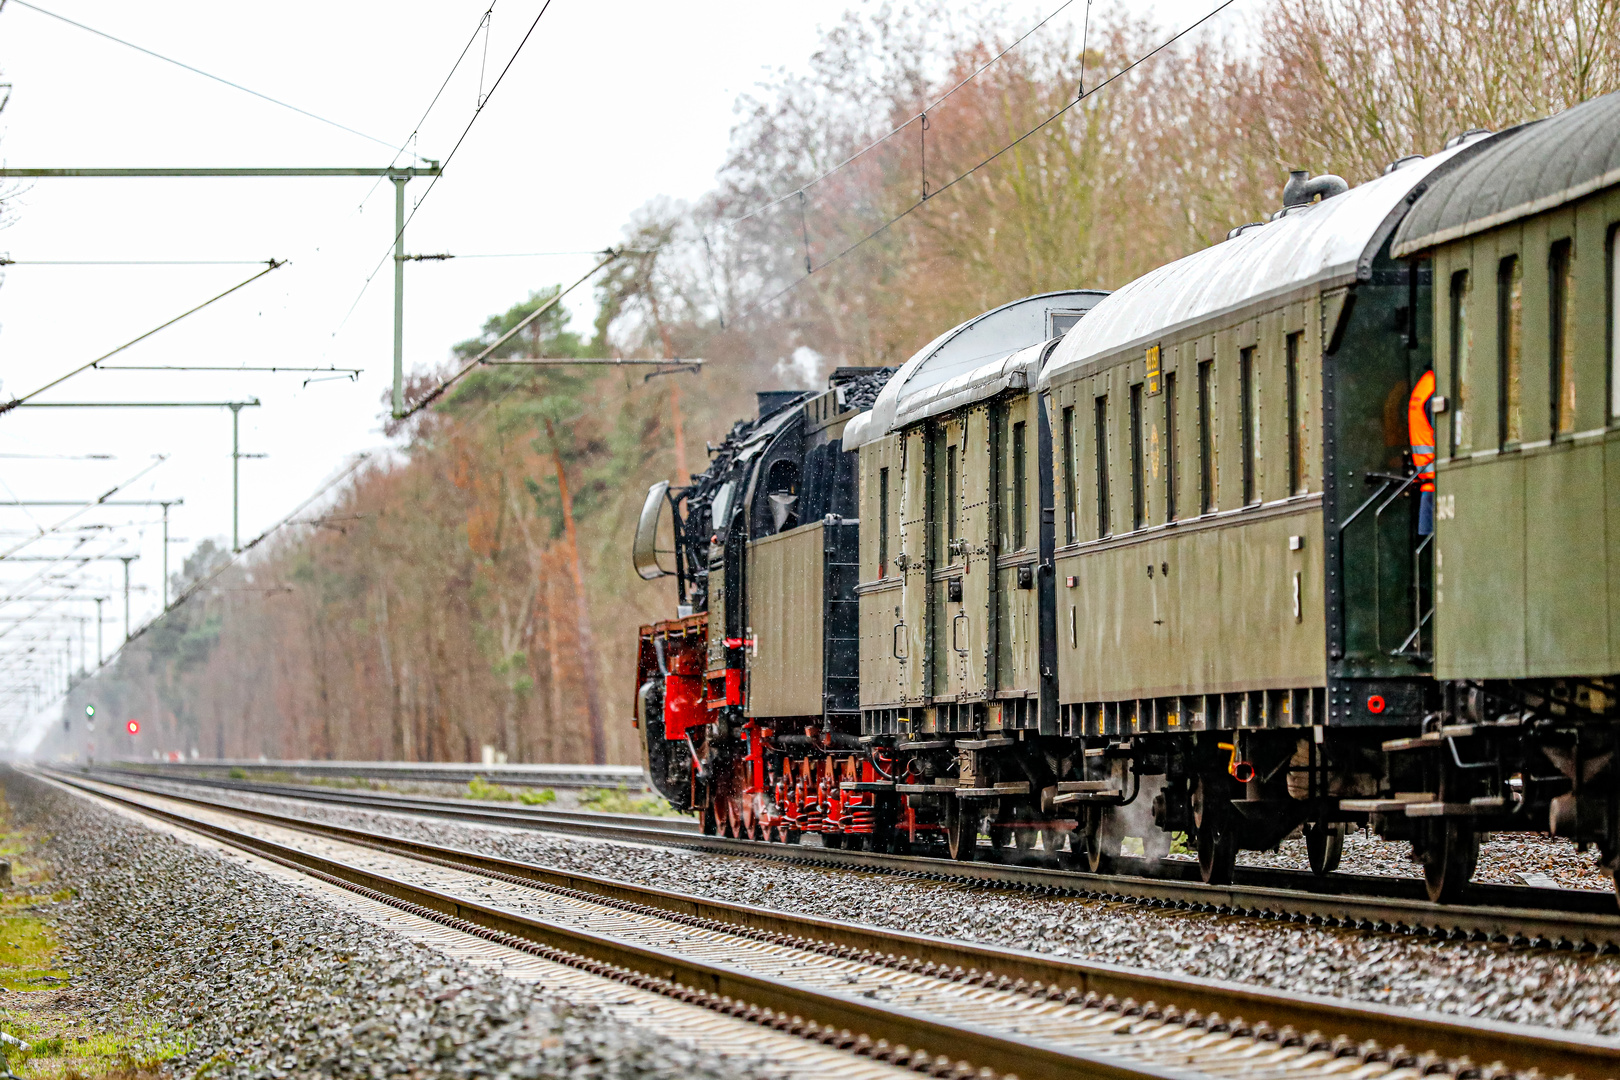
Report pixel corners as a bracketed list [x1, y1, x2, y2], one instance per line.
[1129, 382, 1146, 530]
[1164, 371, 1178, 522]
[1061, 405, 1077, 544]
[1499, 255, 1523, 446]
[1197, 359, 1215, 513]
[1550, 239, 1576, 437]
[1450, 271, 1473, 453]
[1094, 395, 1111, 538]
[878, 467, 890, 578]
[1012, 420, 1028, 550]
[1285, 332, 1306, 493]
[1239, 346, 1258, 504]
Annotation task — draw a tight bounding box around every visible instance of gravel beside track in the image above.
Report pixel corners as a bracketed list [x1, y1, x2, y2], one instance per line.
[15, 771, 778, 1079]
[165, 779, 1620, 1040]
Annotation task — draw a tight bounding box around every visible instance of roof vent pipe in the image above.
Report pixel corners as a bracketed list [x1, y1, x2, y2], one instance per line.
[1281, 169, 1348, 208]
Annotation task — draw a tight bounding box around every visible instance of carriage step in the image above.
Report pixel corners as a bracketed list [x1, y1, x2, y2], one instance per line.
[1052, 789, 1123, 805]
[840, 781, 895, 792]
[955, 782, 1031, 797]
[1382, 735, 1442, 752]
[1403, 801, 1478, 817]
[1056, 780, 1119, 793]
[1340, 792, 1435, 813]
[956, 736, 1017, 750]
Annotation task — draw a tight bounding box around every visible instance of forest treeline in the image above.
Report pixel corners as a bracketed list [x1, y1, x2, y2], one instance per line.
[45, 0, 1620, 764]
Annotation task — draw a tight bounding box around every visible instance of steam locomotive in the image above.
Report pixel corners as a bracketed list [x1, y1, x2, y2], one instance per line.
[633, 92, 1620, 905]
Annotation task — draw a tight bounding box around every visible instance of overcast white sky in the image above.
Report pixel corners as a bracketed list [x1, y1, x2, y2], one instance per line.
[0, 0, 1235, 748]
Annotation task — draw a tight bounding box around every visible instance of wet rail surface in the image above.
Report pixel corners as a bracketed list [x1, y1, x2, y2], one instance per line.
[49, 766, 1620, 1080]
[74, 765, 1620, 952]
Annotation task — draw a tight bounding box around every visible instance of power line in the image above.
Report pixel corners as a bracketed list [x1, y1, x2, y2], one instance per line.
[718, 0, 1079, 232]
[398, 249, 619, 418]
[716, 0, 1244, 331]
[336, 0, 556, 331]
[0, 261, 284, 413]
[3, 0, 413, 156]
[351, 2, 502, 214]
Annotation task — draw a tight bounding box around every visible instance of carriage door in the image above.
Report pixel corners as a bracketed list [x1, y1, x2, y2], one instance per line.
[993, 396, 1039, 703]
[925, 414, 974, 704]
[956, 404, 995, 705]
[897, 425, 931, 707]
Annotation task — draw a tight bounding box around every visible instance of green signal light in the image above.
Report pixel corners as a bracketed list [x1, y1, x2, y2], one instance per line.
[84, 705, 95, 718]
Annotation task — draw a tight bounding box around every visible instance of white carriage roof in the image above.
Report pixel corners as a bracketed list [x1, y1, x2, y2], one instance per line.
[1038, 141, 1483, 391]
[844, 289, 1106, 449]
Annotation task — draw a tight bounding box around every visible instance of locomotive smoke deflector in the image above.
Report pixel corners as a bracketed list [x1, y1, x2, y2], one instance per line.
[633, 480, 673, 580]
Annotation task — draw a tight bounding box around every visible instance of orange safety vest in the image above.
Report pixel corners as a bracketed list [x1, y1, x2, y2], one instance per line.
[1408, 369, 1436, 493]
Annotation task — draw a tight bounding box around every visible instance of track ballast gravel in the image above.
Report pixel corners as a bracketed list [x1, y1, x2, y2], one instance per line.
[16, 772, 779, 1080]
[164, 779, 1620, 1040]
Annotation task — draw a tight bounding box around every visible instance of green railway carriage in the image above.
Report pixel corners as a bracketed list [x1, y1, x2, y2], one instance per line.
[1030, 143, 1506, 886]
[1388, 92, 1620, 896]
[843, 292, 1106, 856]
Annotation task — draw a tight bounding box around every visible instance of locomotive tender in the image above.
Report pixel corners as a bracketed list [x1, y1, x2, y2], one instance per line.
[633, 93, 1620, 905]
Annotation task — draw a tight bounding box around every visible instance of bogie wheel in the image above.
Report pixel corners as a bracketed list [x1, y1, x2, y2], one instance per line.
[1078, 807, 1120, 874]
[1193, 778, 1237, 885]
[1422, 820, 1479, 903]
[1305, 822, 1346, 876]
[1012, 804, 1043, 861]
[945, 799, 980, 862]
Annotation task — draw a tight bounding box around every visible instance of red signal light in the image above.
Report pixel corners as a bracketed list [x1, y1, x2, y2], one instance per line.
[126, 719, 141, 735]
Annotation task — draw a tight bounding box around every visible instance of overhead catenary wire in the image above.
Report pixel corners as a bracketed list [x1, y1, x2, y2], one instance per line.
[114, 453, 371, 657]
[718, 0, 1079, 232]
[397, 249, 619, 419]
[349, 2, 500, 215]
[0, 455, 168, 562]
[0, 261, 284, 414]
[335, 0, 556, 331]
[708, 0, 1244, 333]
[2, 0, 413, 157]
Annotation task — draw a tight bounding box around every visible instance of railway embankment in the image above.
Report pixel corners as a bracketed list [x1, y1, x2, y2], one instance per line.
[6, 771, 773, 1079]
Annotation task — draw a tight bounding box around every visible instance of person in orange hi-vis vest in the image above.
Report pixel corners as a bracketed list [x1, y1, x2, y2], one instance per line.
[1408, 368, 1436, 536]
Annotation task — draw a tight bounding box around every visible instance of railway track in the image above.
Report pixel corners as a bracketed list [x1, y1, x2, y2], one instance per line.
[45, 767, 1620, 1080]
[102, 758, 648, 791]
[75, 765, 1620, 952]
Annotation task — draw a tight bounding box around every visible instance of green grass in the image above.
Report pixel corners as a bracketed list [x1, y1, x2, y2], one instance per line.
[518, 789, 556, 805]
[578, 785, 674, 816]
[0, 801, 185, 1078]
[0, 916, 70, 991]
[465, 775, 514, 802]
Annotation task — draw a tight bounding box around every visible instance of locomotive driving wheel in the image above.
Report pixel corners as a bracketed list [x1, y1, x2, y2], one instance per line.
[1193, 777, 1238, 885]
[1305, 822, 1346, 876]
[1421, 819, 1479, 903]
[945, 798, 979, 861]
[700, 803, 718, 836]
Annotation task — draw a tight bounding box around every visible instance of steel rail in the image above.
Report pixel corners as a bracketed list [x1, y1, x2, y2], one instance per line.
[103, 758, 649, 790]
[38, 771, 1212, 1080]
[47, 768, 1620, 1080]
[76, 767, 1620, 951]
